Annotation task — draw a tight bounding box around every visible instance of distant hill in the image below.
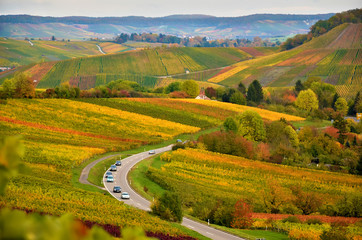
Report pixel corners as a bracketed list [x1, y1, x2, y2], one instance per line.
[207, 23, 362, 99]
[0, 13, 334, 40]
[16, 47, 251, 89]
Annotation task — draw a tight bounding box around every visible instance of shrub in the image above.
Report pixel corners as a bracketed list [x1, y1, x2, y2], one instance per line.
[151, 191, 183, 222]
[306, 218, 323, 225]
[320, 227, 348, 240]
[282, 216, 301, 223]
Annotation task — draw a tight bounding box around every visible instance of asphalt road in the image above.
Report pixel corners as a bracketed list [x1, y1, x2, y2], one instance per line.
[102, 145, 245, 240]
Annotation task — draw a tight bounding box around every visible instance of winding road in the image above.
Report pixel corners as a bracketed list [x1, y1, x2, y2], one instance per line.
[82, 145, 245, 240]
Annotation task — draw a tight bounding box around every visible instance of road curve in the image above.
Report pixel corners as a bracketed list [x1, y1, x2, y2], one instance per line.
[102, 145, 245, 240]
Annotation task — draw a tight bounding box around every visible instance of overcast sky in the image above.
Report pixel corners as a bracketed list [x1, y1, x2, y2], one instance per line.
[0, 0, 360, 17]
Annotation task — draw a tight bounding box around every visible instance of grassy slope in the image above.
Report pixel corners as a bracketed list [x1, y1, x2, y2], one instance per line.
[36, 47, 250, 88]
[0, 38, 105, 66]
[215, 23, 361, 98]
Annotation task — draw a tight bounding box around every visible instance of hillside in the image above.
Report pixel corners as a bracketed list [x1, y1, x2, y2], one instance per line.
[206, 23, 362, 98]
[0, 98, 304, 237]
[0, 38, 128, 67]
[31, 47, 250, 89]
[0, 14, 334, 40]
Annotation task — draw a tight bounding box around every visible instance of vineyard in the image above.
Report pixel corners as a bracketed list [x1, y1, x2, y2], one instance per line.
[69, 73, 159, 89]
[208, 23, 362, 99]
[0, 98, 223, 237]
[0, 99, 199, 144]
[98, 42, 128, 54]
[149, 148, 362, 210]
[35, 47, 250, 88]
[146, 149, 362, 238]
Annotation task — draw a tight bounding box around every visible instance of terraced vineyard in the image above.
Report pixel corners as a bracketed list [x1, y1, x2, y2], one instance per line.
[149, 148, 362, 209]
[207, 23, 362, 98]
[33, 47, 249, 89]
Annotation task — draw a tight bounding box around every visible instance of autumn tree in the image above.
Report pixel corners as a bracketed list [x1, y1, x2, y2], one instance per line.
[1, 79, 15, 98]
[181, 80, 199, 97]
[230, 91, 246, 105]
[295, 89, 319, 112]
[223, 117, 238, 133]
[334, 97, 348, 116]
[205, 87, 217, 99]
[284, 125, 299, 148]
[263, 181, 291, 213]
[236, 110, 266, 141]
[290, 185, 323, 215]
[231, 200, 253, 229]
[13, 73, 35, 98]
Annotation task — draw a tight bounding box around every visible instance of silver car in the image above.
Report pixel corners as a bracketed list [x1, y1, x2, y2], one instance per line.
[148, 150, 156, 155]
[107, 175, 114, 183]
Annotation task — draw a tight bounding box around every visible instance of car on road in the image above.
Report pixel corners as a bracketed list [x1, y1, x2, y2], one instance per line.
[176, 139, 182, 143]
[148, 150, 156, 155]
[106, 175, 114, 183]
[110, 165, 117, 171]
[121, 192, 130, 199]
[115, 160, 122, 166]
[105, 171, 113, 178]
[113, 186, 121, 193]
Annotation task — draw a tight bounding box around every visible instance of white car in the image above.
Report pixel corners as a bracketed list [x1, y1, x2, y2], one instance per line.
[121, 192, 130, 199]
[148, 150, 156, 155]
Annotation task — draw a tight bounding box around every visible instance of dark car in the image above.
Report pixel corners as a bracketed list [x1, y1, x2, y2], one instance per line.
[110, 165, 117, 171]
[105, 171, 113, 178]
[115, 160, 122, 166]
[113, 186, 122, 193]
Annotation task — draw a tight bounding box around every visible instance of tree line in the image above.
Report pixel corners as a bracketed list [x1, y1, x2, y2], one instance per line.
[114, 32, 279, 47]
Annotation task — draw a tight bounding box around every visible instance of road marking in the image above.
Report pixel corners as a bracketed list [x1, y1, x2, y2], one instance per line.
[206, 232, 214, 236]
[185, 225, 194, 229]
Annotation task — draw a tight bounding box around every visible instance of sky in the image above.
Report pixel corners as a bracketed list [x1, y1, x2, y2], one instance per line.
[0, 0, 360, 17]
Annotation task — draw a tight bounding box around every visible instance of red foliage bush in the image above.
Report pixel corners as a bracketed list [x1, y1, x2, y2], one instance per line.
[169, 91, 190, 98]
[231, 200, 253, 229]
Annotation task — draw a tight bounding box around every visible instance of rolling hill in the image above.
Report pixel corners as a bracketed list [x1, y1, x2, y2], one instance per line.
[0, 13, 334, 40]
[207, 23, 362, 98]
[0, 38, 127, 66]
[28, 47, 251, 89]
[0, 98, 304, 238]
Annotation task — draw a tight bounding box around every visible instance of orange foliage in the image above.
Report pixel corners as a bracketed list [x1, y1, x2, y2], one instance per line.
[251, 213, 361, 224]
